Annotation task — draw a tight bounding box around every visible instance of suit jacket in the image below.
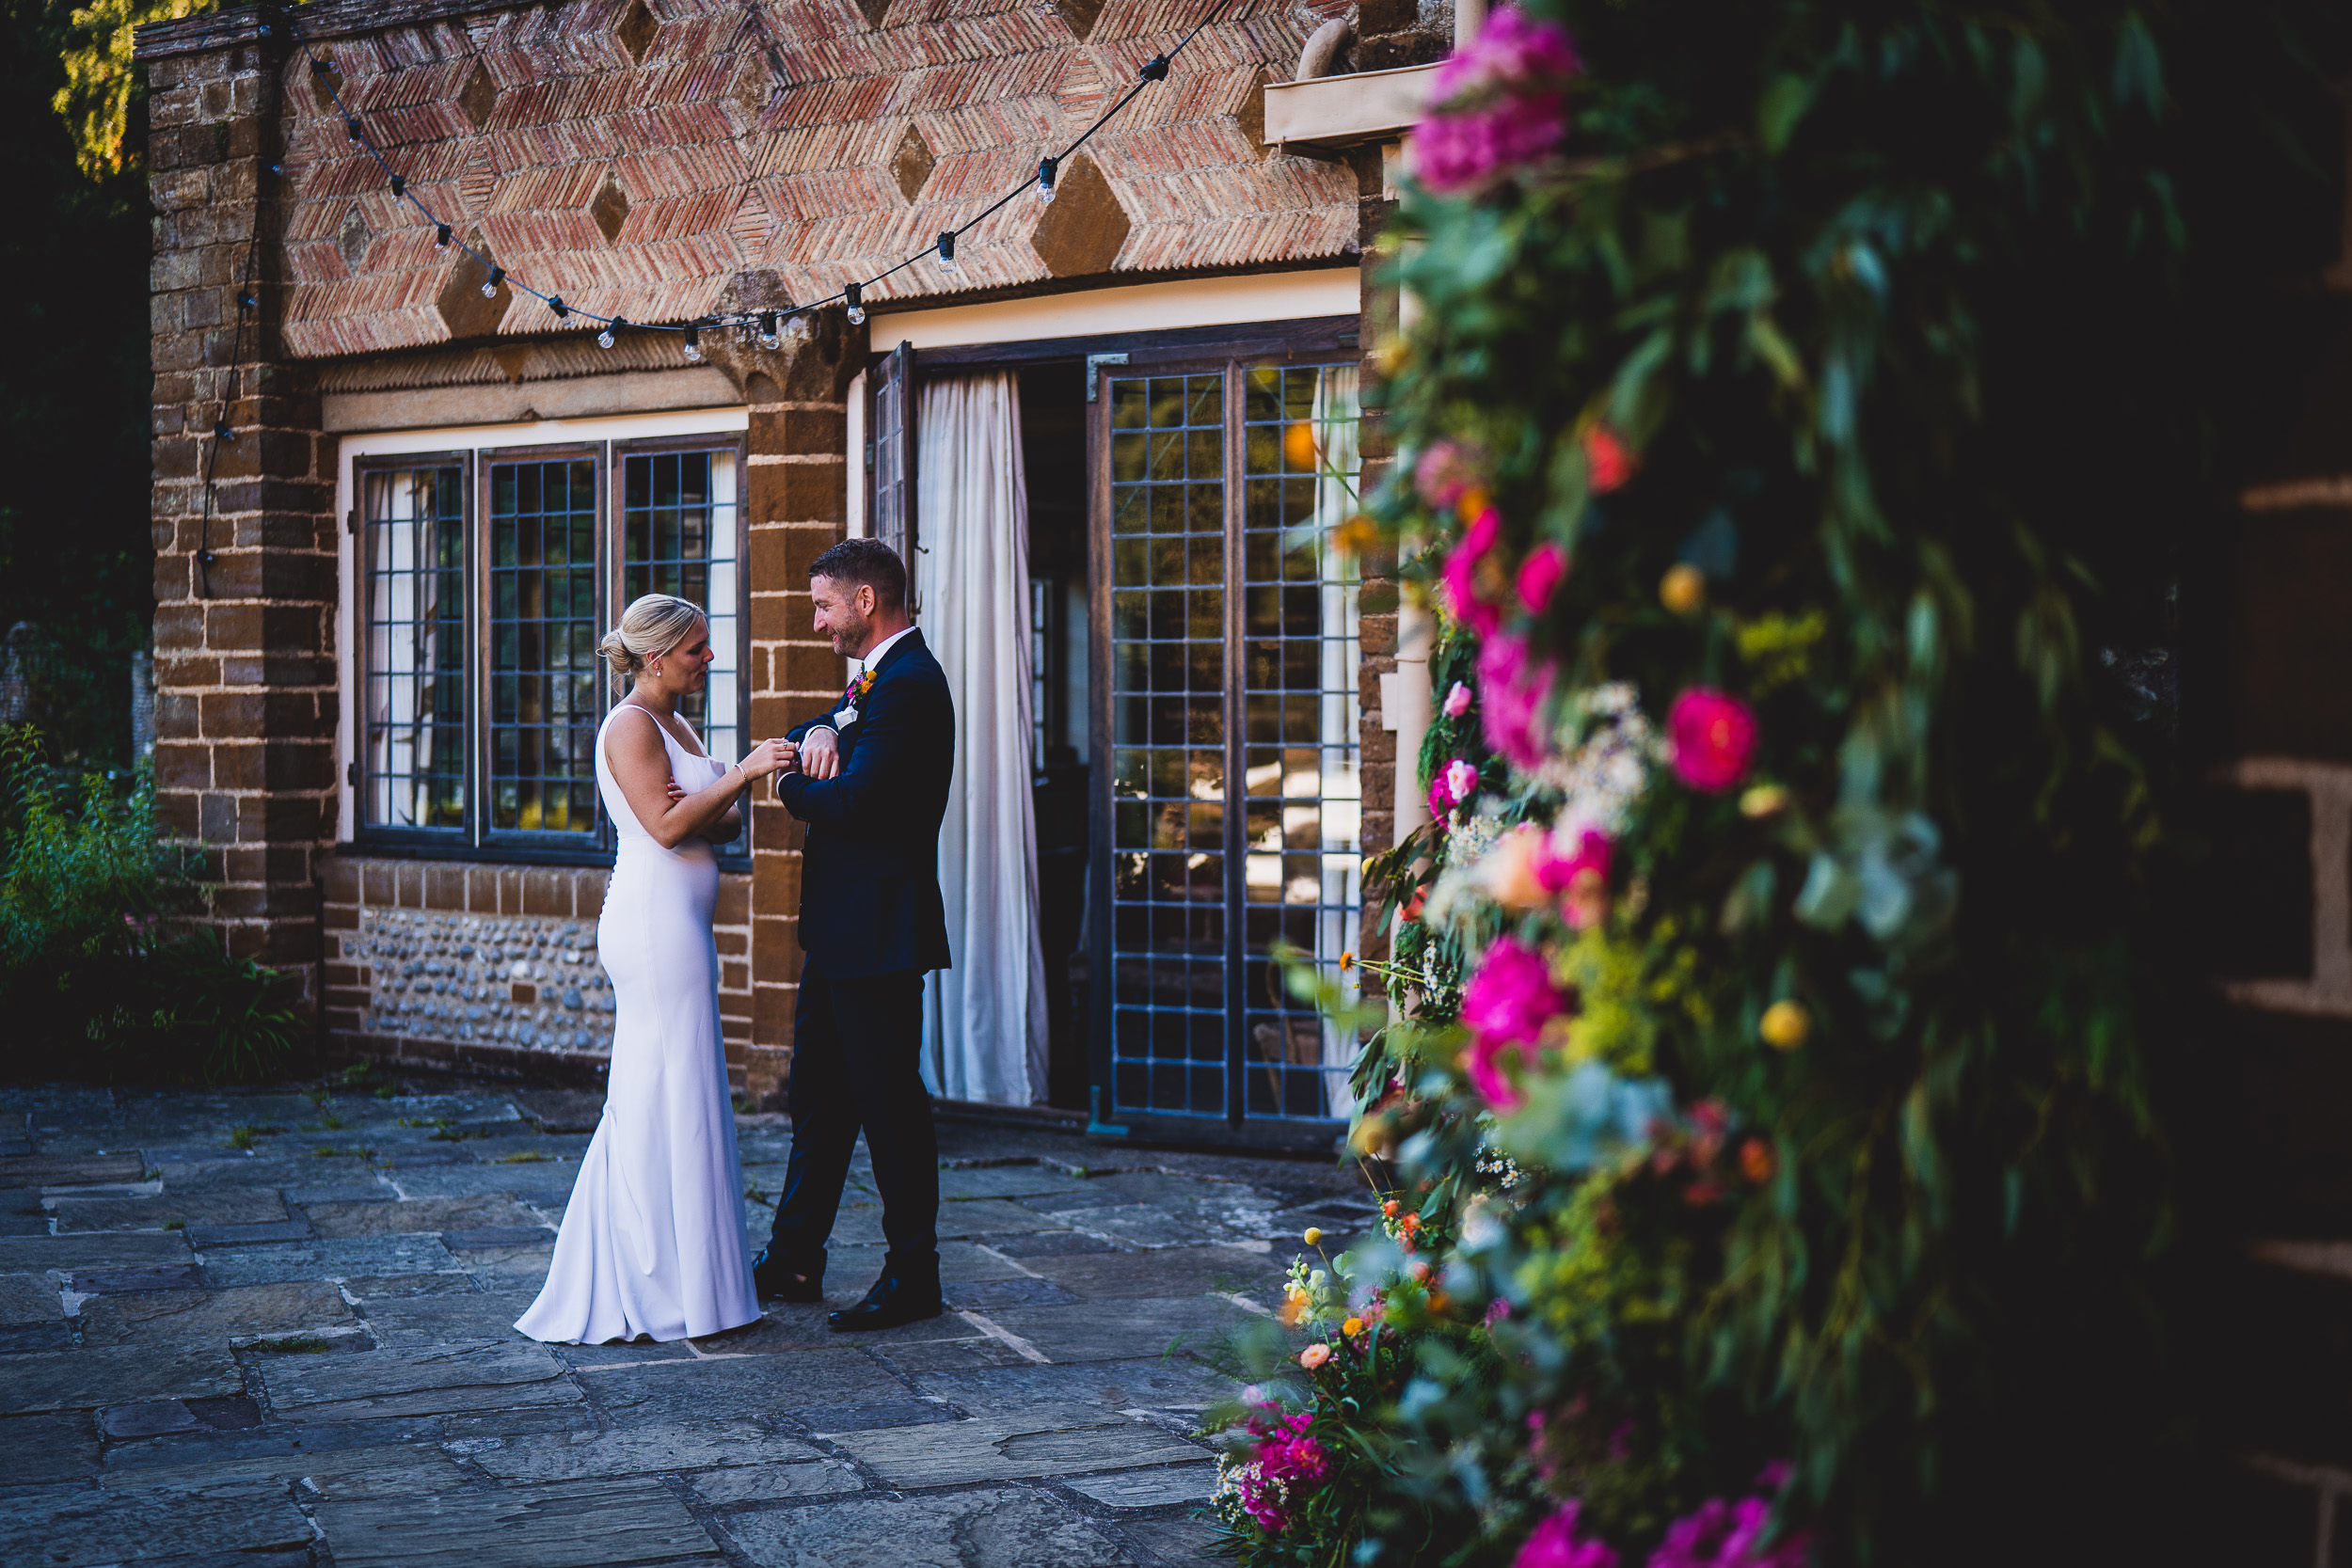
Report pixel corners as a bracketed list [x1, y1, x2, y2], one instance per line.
[776, 627, 954, 977]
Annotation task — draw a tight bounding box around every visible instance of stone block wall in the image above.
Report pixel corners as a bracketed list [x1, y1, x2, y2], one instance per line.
[1355, 146, 1404, 969]
[146, 35, 338, 990]
[318, 854, 755, 1087]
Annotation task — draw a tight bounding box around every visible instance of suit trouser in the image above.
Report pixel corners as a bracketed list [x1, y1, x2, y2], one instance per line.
[763, 958, 939, 1283]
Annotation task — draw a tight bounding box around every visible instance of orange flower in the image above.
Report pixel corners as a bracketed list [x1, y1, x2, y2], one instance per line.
[1740, 1137, 1777, 1184]
[1342, 1316, 1365, 1338]
[1285, 420, 1322, 470]
[1382, 1198, 1402, 1218]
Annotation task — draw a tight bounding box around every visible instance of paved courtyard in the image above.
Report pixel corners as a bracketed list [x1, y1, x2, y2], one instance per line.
[0, 1074, 1375, 1567]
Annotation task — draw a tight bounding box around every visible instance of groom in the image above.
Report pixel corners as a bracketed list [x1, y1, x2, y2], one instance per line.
[751, 536, 953, 1331]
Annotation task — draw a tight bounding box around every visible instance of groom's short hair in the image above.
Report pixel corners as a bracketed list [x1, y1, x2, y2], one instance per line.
[809, 537, 908, 612]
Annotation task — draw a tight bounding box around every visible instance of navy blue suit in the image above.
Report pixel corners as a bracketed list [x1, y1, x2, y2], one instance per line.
[763, 627, 953, 1287]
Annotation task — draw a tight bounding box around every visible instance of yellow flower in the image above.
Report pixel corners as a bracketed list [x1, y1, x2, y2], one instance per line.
[1338, 953, 1354, 973]
[1660, 563, 1707, 615]
[1740, 784, 1789, 819]
[1342, 1316, 1365, 1338]
[1302, 1227, 1324, 1246]
[1760, 999, 1811, 1050]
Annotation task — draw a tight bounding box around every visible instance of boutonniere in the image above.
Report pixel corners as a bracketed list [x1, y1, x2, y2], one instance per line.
[836, 669, 878, 727]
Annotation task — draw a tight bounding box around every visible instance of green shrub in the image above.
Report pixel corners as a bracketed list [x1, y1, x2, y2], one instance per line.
[0, 726, 304, 1083]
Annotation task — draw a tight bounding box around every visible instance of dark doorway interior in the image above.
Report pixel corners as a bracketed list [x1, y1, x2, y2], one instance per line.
[1020, 361, 1091, 1110]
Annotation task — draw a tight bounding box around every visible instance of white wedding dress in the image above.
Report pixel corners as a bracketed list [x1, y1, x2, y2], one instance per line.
[515, 704, 760, 1343]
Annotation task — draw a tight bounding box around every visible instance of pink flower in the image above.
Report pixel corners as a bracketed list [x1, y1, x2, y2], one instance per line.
[1667, 689, 1758, 793]
[1415, 441, 1481, 509]
[1413, 8, 1581, 193]
[1442, 505, 1504, 635]
[1298, 1342, 1331, 1370]
[1583, 425, 1635, 493]
[1544, 821, 1613, 928]
[1647, 1496, 1810, 1568]
[1233, 1410, 1332, 1533]
[1518, 542, 1569, 613]
[1478, 634, 1555, 773]
[1429, 774, 1458, 824]
[1444, 758, 1479, 806]
[1443, 680, 1473, 719]
[1460, 936, 1571, 1110]
[1516, 1502, 1620, 1568]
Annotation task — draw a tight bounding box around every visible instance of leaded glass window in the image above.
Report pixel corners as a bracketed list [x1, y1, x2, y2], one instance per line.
[487, 456, 600, 838]
[621, 448, 741, 766]
[360, 464, 466, 832]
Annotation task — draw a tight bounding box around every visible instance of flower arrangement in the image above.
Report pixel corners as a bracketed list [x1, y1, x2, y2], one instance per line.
[1210, 0, 2335, 1562]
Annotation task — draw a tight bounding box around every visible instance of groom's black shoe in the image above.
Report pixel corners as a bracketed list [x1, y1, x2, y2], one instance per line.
[750, 1249, 824, 1304]
[827, 1270, 943, 1333]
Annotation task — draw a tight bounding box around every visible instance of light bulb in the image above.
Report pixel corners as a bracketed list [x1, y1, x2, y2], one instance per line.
[1036, 156, 1057, 205]
[681, 324, 703, 362]
[844, 281, 865, 326]
[481, 265, 503, 299]
[756, 311, 779, 350]
[548, 294, 568, 319]
[596, 325, 615, 349]
[936, 231, 958, 274]
[435, 223, 452, 249]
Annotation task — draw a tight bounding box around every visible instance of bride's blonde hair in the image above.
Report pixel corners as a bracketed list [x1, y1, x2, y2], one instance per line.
[599, 594, 706, 692]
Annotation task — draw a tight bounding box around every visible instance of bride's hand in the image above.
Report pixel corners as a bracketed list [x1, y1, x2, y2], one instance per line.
[664, 775, 686, 805]
[736, 737, 792, 780]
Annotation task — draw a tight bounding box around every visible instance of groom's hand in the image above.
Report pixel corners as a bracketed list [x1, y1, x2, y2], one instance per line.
[800, 726, 842, 781]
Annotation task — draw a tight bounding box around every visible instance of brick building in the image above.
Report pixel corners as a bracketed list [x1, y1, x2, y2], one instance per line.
[134, 0, 1471, 1145]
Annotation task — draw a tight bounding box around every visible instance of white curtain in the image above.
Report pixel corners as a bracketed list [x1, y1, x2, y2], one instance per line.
[1312, 367, 1363, 1116]
[914, 372, 1052, 1105]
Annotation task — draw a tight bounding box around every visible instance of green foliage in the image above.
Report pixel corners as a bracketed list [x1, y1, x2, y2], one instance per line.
[1223, 2, 2347, 1565]
[0, 726, 304, 1084]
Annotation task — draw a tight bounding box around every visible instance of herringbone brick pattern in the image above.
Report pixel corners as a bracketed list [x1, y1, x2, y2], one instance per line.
[272, 0, 1357, 358]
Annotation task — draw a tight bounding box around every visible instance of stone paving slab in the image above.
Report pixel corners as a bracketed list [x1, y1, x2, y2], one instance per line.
[256, 1340, 577, 1422]
[1065, 1461, 1221, 1509]
[48, 1191, 288, 1231]
[0, 1074, 1368, 1566]
[830, 1400, 1210, 1488]
[711, 1484, 1134, 1567]
[0, 1342, 244, 1415]
[317, 1477, 724, 1567]
[0, 1481, 314, 1567]
[0, 1232, 193, 1271]
[0, 1152, 146, 1187]
[75, 1281, 356, 1348]
[450, 1418, 821, 1482]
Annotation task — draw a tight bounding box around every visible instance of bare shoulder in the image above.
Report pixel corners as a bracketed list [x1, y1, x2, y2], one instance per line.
[604, 705, 667, 762]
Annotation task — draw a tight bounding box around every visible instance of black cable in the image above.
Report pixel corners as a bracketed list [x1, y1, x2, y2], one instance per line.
[283, 0, 1231, 336]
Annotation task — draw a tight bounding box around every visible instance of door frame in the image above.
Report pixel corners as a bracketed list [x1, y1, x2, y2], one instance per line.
[875, 315, 1359, 1151]
[1078, 324, 1359, 1152]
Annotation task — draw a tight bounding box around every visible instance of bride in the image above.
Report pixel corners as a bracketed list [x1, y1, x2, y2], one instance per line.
[516, 594, 791, 1344]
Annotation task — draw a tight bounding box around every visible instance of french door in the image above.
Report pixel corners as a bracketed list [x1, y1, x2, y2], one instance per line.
[1086, 353, 1364, 1141]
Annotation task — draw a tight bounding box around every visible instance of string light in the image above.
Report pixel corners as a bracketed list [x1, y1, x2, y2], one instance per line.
[278, 3, 1229, 348]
